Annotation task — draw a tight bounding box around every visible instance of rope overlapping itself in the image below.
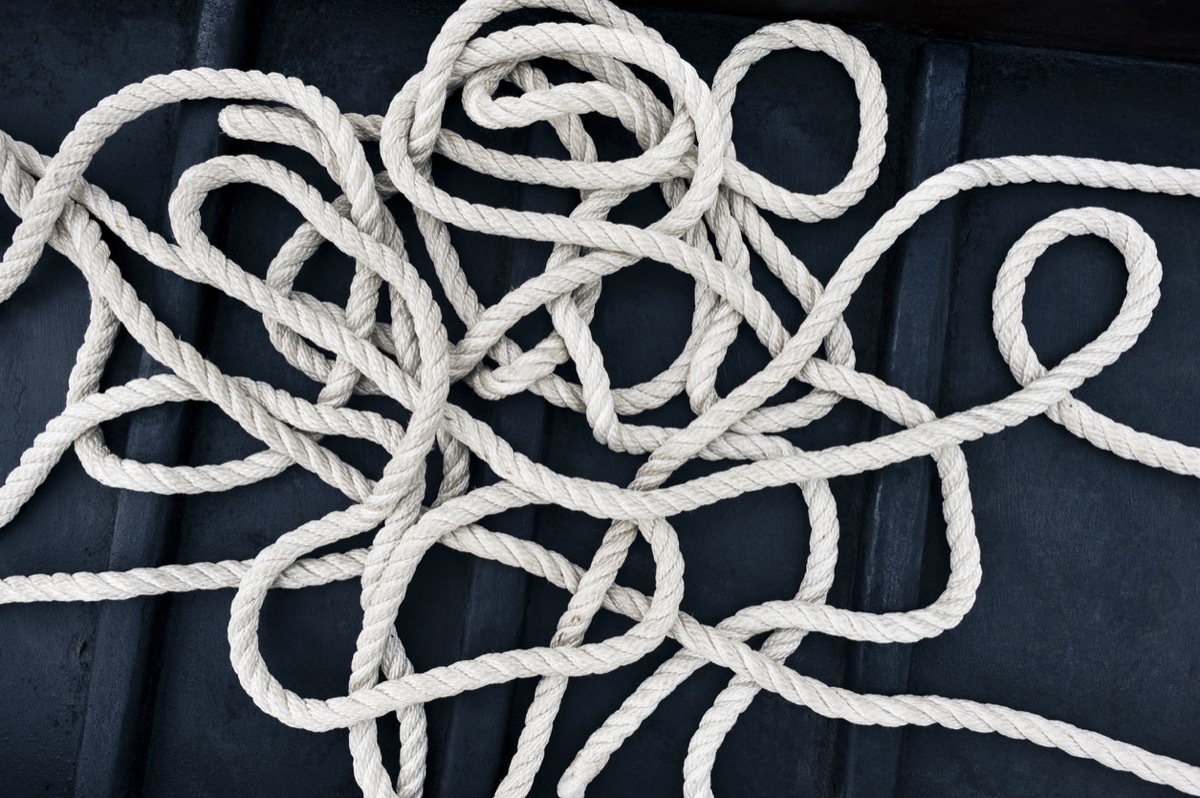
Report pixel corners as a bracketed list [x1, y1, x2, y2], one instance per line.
[1, 0, 1198, 794]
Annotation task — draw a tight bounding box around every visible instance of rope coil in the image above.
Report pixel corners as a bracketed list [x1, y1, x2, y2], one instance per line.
[0, 0, 1197, 795]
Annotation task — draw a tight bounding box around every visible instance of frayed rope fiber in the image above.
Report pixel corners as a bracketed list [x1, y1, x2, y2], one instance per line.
[1, 0, 1198, 795]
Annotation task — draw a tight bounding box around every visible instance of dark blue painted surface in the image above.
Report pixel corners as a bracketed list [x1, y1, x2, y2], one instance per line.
[0, 2, 206, 794]
[1, 2, 1198, 796]
[836, 40, 970, 798]
[896, 44, 1200, 798]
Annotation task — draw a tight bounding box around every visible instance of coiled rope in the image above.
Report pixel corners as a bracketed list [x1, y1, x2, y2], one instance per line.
[1, 0, 1198, 795]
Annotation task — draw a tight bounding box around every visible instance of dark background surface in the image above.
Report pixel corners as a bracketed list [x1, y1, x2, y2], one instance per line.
[1, 1, 1198, 796]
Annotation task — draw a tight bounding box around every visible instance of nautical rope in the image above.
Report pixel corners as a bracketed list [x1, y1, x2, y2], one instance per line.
[1, 0, 1198, 795]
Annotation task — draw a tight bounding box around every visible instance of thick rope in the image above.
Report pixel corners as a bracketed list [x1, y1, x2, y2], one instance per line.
[0, 0, 1198, 795]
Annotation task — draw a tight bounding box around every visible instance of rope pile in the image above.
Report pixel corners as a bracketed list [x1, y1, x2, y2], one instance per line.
[1, 0, 1198, 794]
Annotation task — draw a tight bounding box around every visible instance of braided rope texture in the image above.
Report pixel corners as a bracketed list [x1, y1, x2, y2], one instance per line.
[1, 0, 1198, 795]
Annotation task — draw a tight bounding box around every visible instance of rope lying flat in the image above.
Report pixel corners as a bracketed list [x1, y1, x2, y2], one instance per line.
[1, 0, 1198, 794]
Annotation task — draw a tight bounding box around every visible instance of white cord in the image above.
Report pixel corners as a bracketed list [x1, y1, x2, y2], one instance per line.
[0, 0, 1198, 795]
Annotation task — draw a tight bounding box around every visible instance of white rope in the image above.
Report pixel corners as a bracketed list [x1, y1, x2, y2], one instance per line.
[0, 0, 1197, 795]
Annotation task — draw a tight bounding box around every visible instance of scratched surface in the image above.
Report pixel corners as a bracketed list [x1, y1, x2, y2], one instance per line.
[0, 1, 1197, 796]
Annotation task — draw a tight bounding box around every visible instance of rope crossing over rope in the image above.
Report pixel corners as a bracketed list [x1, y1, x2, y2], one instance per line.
[1, 0, 1198, 794]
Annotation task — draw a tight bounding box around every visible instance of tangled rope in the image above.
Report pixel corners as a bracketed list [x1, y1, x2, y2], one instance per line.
[1, 0, 1198, 795]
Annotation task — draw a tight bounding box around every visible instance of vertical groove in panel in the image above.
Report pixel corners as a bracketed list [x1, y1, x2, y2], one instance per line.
[68, 3, 254, 796]
[834, 41, 971, 798]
